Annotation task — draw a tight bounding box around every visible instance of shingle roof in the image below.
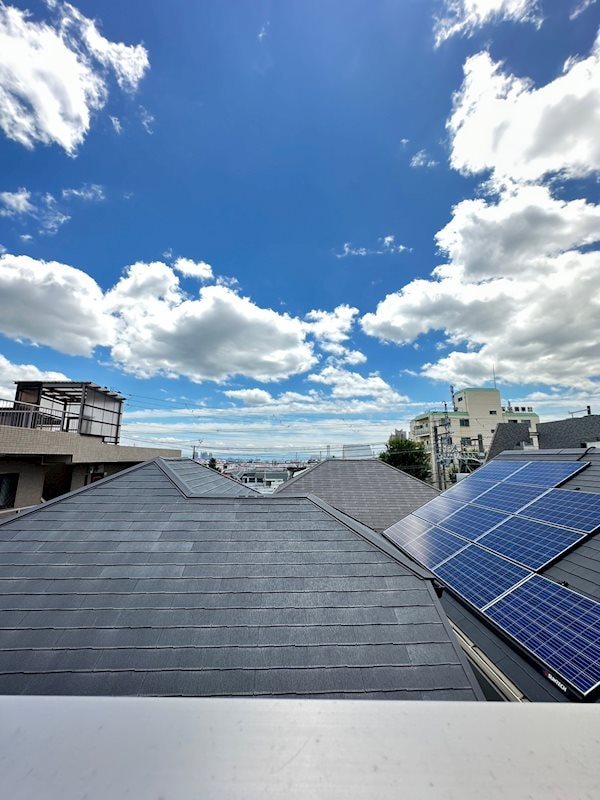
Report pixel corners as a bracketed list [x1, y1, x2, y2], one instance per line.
[0, 458, 479, 700]
[487, 422, 532, 460]
[537, 415, 600, 450]
[156, 458, 258, 497]
[276, 459, 439, 532]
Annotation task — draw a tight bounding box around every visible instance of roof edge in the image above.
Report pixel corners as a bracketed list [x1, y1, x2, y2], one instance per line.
[155, 458, 260, 498]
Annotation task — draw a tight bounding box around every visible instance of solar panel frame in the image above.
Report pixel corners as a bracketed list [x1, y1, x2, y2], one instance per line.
[434, 546, 531, 610]
[476, 517, 585, 570]
[472, 483, 549, 514]
[384, 514, 432, 548]
[399, 526, 469, 570]
[468, 461, 531, 483]
[412, 495, 465, 525]
[503, 461, 590, 488]
[485, 575, 600, 697]
[438, 505, 509, 542]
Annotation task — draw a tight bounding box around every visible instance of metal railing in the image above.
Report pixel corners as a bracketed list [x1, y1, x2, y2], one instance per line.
[0, 398, 68, 432]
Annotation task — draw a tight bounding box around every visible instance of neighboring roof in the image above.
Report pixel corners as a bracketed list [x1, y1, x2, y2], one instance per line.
[537, 415, 600, 449]
[275, 458, 439, 532]
[487, 422, 532, 460]
[412, 447, 600, 702]
[156, 458, 258, 497]
[0, 458, 479, 700]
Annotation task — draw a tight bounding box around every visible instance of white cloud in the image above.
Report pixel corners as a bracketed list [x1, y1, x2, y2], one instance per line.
[361, 185, 600, 390]
[172, 257, 214, 281]
[109, 115, 122, 134]
[62, 183, 105, 201]
[139, 105, 154, 134]
[224, 388, 273, 405]
[0, 2, 148, 154]
[106, 263, 316, 382]
[448, 33, 600, 183]
[19, 234, 32, 242]
[0, 353, 68, 400]
[0, 253, 112, 356]
[0, 187, 33, 216]
[400, 137, 409, 147]
[258, 21, 270, 42]
[434, 0, 542, 46]
[308, 365, 409, 401]
[335, 235, 410, 258]
[410, 149, 438, 168]
[570, 0, 597, 20]
[304, 305, 358, 347]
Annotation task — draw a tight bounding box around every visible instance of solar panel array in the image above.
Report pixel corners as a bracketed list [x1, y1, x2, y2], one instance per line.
[384, 459, 600, 697]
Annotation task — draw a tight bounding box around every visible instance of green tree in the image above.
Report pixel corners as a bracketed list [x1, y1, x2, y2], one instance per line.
[379, 436, 431, 482]
[207, 457, 219, 472]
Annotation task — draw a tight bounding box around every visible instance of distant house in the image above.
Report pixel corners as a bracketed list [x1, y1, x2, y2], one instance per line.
[384, 447, 600, 702]
[487, 413, 600, 460]
[0, 457, 480, 700]
[0, 381, 180, 513]
[276, 457, 438, 532]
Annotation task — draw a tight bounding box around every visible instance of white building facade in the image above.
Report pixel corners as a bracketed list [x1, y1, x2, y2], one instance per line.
[410, 388, 539, 488]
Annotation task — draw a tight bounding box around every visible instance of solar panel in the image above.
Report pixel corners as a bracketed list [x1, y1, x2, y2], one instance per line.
[439, 505, 509, 541]
[384, 514, 431, 548]
[434, 546, 530, 609]
[400, 526, 468, 570]
[477, 517, 585, 570]
[485, 576, 600, 696]
[504, 461, 589, 488]
[444, 479, 496, 503]
[469, 461, 530, 482]
[413, 495, 464, 525]
[473, 482, 547, 513]
[522, 489, 600, 533]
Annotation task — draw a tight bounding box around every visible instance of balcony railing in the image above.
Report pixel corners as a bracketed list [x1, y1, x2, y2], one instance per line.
[0, 398, 69, 433]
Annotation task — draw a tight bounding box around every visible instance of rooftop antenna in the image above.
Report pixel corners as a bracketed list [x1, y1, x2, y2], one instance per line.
[492, 363, 497, 389]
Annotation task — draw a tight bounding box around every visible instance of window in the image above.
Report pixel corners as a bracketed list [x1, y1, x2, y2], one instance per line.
[461, 437, 472, 446]
[489, 410, 497, 415]
[523, 419, 531, 428]
[0, 473, 18, 509]
[459, 418, 470, 427]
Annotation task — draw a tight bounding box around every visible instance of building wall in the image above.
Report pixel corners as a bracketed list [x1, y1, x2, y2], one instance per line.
[0, 461, 45, 510]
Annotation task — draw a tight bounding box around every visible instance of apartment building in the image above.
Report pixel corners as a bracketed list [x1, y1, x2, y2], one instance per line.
[410, 387, 539, 487]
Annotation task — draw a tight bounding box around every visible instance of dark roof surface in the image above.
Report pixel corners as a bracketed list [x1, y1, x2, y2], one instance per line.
[487, 422, 532, 460]
[537, 415, 600, 450]
[157, 458, 258, 497]
[434, 447, 600, 701]
[276, 458, 439, 532]
[0, 459, 478, 700]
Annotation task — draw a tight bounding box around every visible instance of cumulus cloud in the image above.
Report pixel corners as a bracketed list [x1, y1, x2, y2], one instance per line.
[223, 388, 273, 405]
[0, 1, 149, 154]
[409, 149, 438, 168]
[0, 183, 105, 236]
[434, 0, 542, 46]
[105, 263, 317, 382]
[361, 185, 600, 389]
[0, 253, 112, 355]
[448, 33, 600, 183]
[308, 365, 409, 401]
[0, 353, 68, 400]
[172, 257, 213, 281]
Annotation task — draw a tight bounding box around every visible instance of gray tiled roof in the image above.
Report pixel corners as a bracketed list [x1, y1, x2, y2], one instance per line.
[157, 458, 258, 497]
[487, 422, 532, 460]
[0, 459, 479, 700]
[276, 459, 439, 532]
[537, 415, 600, 449]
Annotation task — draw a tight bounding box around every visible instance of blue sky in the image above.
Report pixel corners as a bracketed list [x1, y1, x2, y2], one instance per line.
[0, 0, 599, 457]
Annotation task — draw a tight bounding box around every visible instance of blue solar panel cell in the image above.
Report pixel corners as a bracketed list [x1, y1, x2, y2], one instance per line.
[477, 517, 585, 570]
[384, 515, 431, 548]
[434, 546, 530, 609]
[439, 505, 509, 541]
[521, 489, 600, 533]
[485, 576, 600, 696]
[472, 483, 546, 513]
[444, 479, 496, 503]
[413, 495, 464, 525]
[401, 527, 467, 570]
[470, 461, 530, 482]
[505, 461, 589, 488]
